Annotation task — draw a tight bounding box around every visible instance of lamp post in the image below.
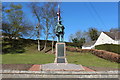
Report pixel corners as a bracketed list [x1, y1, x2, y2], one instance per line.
[36, 23, 40, 51]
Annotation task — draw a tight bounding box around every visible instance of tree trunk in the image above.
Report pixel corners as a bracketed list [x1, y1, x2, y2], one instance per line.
[43, 32, 48, 51]
[38, 39, 40, 51]
[52, 40, 54, 54]
[43, 40, 47, 51]
[43, 20, 49, 51]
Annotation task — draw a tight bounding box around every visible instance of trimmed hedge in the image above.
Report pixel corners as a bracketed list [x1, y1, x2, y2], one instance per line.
[66, 47, 120, 63]
[95, 44, 120, 54]
[66, 42, 80, 48]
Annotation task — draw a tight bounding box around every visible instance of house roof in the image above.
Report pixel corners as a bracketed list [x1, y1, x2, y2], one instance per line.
[82, 41, 96, 47]
[82, 31, 120, 47]
[103, 32, 120, 40]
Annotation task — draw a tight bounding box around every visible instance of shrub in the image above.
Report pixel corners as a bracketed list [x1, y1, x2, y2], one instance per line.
[95, 44, 120, 54]
[66, 42, 82, 48]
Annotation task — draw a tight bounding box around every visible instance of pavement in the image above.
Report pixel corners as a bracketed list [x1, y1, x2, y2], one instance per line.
[28, 64, 95, 72]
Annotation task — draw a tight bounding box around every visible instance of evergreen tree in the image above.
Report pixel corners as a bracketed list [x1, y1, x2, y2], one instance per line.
[88, 28, 99, 41]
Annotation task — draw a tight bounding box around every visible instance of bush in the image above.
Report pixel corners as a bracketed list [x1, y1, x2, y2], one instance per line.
[66, 42, 82, 48]
[95, 44, 120, 54]
[2, 39, 25, 54]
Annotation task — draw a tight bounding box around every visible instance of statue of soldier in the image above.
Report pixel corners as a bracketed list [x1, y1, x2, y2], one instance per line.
[55, 20, 65, 42]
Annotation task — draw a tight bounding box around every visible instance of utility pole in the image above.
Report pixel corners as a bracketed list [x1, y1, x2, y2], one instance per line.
[36, 23, 40, 51]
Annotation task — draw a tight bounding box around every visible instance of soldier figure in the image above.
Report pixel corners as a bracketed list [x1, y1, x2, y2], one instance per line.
[55, 20, 65, 42]
[55, 5, 65, 42]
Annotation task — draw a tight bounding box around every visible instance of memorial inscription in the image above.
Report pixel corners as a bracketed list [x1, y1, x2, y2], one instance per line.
[57, 44, 64, 57]
[55, 43, 67, 63]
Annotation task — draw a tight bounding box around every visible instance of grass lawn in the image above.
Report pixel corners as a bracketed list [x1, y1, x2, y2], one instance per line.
[2, 51, 118, 68]
[2, 51, 55, 64]
[66, 52, 118, 68]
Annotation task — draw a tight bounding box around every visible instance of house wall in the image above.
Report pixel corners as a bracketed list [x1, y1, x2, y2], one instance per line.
[118, 40, 120, 44]
[82, 32, 120, 49]
[94, 32, 119, 46]
[82, 46, 91, 49]
[82, 45, 94, 49]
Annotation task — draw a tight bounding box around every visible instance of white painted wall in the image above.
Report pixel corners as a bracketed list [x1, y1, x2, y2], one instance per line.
[82, 45, 95, 49]
[118, 40, 120, 44]
[82, 32, 120, 49]
[94, 32, 119, 46]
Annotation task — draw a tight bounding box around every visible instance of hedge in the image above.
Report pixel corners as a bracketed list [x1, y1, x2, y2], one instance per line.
[95, 44, 120, 54]
[65, 42, 82, 48]
[66, 47, 120, 63]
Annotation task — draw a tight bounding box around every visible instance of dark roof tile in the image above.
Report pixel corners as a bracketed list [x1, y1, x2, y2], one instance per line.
[103, 32, 120, 40]
[83, 41, 96, 47]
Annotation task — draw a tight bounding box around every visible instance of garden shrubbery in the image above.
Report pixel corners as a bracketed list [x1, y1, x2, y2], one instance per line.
[95, 44, 120, 54]
[2, 38, 25, 54]
[66, 42, 82, 48]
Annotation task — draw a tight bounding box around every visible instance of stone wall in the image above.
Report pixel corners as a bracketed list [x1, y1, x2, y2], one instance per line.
[1, 70, 119, 78]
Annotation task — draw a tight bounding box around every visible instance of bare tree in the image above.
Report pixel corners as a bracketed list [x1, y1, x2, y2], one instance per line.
[50, 20, 57, 53]
[68, 34, 74, 42]
[110, 28, 120, 33]
[75, 30, 83, 40]
[29, 3, 43, 51]
[41, 2, 58, 51]
[50, 3, 58, 53]
[68, 30, 88, 42]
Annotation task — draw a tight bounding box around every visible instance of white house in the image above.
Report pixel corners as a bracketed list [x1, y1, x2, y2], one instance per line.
[82, 32, 120, 49]
[82, 41, 96, 49]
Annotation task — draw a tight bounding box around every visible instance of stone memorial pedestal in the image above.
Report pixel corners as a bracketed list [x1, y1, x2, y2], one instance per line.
[54, 42, 67, 63]
[41, 42, 85, 71]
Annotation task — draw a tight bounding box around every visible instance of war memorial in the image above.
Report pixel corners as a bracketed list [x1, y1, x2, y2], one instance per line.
[1, 4, 119, 80]
[41, 5, 85, 71]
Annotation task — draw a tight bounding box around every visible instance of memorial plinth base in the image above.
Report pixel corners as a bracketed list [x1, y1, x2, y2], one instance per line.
[41, 63, 85, 71]
[54, 42, 67, 63]
[41, 42, 85, 71]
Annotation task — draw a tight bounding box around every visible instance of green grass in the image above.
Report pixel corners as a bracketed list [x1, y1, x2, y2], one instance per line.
[66, 52, 118, 68]
[2, 41, 118, 68]
[2, 52, 55, 64]
[2, 44, 55, 64]
[2, 51, 118, 68]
